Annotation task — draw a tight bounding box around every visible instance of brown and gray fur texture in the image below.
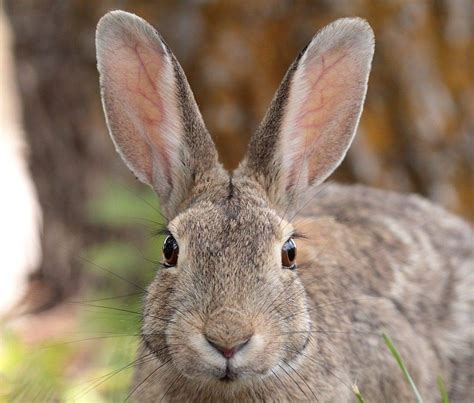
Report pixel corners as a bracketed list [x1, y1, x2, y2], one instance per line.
[96, 10, 473, 402]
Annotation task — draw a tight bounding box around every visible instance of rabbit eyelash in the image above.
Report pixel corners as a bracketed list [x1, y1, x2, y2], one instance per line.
[153, 225, 172, 238]
[291, 231, 307, 240]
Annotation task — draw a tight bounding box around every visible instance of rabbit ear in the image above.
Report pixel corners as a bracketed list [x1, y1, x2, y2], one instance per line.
[241, 18, 374, 210]
[96, 11, 219, 218]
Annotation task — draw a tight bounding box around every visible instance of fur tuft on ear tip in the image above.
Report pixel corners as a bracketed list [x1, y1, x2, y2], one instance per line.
[301, 17, 375, 68]
[331, 17, 375, 41]
[96, 10, 166, 62]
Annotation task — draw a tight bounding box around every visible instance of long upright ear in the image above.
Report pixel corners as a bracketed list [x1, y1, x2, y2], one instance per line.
[239, 18, 374, 211]
[96, 11, 221, 218]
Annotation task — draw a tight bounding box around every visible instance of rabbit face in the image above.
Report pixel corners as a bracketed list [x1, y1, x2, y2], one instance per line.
[97, 10, 374, 398]
[141, 178, 311, 383]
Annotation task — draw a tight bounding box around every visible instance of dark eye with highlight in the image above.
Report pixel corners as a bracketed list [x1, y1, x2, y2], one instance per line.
[163, 235, 179, 267]
[282, 238, 297, 269]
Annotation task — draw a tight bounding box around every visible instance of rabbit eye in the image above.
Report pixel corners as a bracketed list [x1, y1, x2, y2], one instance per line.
[163, 235, 179, 267]
[282, 238, 297, 269]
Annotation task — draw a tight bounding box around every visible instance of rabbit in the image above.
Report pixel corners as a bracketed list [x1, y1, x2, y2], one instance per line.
[96, 10, 473, 402]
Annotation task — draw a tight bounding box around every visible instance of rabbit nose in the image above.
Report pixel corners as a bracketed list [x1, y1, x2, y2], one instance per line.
[206, 337, 250, 359]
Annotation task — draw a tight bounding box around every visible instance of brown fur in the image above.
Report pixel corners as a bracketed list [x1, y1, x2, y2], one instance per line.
[133, 182, 472, 402]
[96, 11, 473, 402]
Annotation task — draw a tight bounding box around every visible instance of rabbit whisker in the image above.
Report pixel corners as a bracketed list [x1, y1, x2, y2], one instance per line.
[289, 183, 332, 224]
[78, 255, 150, 295]
[302, 296, 378, 316]
[283, 346, 352, 392]
[70, 291, 144, 303]
[165, 323, 194, 337]
[270, 368, 286, 390]
[276, 362, 313, 401]
[171, 305, 202, 329]
[124, 357, 172, 402]
[129, 241, 164, 266]
[276, 328, 381, 337]
[159, 372, 184, 402]
[251, 282, 284, 319]
[75, 352, 156, 400]
[69, 301, 144, 318]
[283, 358, 320, 402]
[254, 286, 288, 319]
[114, 180, 166, 221]
[66, 301, 153, 321]
[266, 288, 307, 319]
[39, 334, 142, 349]
[282, 182, 331, 232]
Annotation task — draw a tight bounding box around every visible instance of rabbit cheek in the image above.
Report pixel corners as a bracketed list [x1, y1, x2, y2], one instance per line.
[272, 281, 311, 362]
[141, 270, 179, 360]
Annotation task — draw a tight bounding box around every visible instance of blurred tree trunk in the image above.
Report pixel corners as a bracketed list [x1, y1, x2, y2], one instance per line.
[4, 1, 119, 310]
[5, 0, 472, 308]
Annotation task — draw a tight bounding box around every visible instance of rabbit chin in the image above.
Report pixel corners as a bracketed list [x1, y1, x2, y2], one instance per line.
[168, 332, 281, 382]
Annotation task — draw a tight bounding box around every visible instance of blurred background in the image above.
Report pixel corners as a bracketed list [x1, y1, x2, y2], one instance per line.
[0, 0, 472, 401]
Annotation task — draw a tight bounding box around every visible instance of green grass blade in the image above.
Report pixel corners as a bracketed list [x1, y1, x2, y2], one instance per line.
[352, 384, 365, 403]
[383, 333, 423, 403]
[437, 376, 450, 403]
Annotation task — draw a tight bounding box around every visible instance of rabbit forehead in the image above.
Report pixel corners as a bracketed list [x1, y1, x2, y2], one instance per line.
[173, 200, 284, 249]
[168, 193, 292, 268]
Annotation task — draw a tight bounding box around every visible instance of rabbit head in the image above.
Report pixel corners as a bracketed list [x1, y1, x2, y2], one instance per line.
[96, 10, 374, 392]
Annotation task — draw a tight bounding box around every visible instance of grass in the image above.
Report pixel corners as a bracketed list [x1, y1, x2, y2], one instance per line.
[437, 376, 450, 403]
[352, 384, 365, 403]
[383, 333, 424, 402]
[351, 333, 450, 403]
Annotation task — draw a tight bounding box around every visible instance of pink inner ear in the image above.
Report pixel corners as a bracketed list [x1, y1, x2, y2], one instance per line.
[106, 40, 175, 186]
[283, 44, 362, 189]
[297, 52, 348, 130]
